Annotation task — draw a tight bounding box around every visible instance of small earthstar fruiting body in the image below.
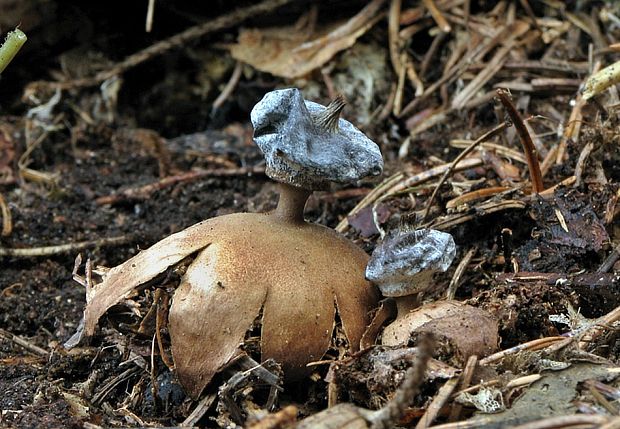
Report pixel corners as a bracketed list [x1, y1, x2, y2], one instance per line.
[366, 228, 456, 299]
[69, 88, 383, 399]
[366, 228, 499, 364]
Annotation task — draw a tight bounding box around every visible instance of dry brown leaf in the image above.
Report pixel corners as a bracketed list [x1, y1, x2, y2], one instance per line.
[229, 0, 386, 78]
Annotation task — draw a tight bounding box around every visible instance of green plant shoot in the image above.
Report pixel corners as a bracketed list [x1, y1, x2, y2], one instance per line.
[0, 28, 27, 74]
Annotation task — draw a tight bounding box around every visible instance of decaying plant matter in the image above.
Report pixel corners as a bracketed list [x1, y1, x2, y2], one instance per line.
[68, 88, 383, 398]
[297, 333, 434, 429]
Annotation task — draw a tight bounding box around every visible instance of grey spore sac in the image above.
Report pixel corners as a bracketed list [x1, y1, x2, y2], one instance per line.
[366, 228, 457, 297]
[251, 88, 383, 190]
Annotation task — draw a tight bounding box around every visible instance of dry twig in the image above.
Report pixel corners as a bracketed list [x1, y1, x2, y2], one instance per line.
[212, 61, 244, 113]
[422, 0, 451, 33]
[26, 0, 294, 91]
[446, 247, 477, 300]
[369, 334, 434, 429]
[0, 328, 49, 356]
[496, 89, 544, 193]
[480, 336, 566, 365]
[415, 376, 461, 428]
[96, 165, 265, 205]
[0, 192, 12, 236]
[421, 121, 508, 222]
[0, 235, 131, 257]
[448, 355, 477, 421]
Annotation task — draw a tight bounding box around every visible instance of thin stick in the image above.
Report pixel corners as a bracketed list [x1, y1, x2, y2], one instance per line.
[387, 158, 483, 200]
[420, 31, 447, 78]
[369, 335, 434, 429]
[448, 355, 477, 421]
[517, 0, 543, 35]
[587, 384, 618, 415]
[539, 176, 576, 196]
[451, 38, 517, 109]
[155, 291, 174, 370]
[393, 51, 407, 116]
[496, 88, 544, 193]
[28, 0, 293, 90]
[421, 122, 508, 222]
[446, 247, 477, 300]
[555, 60, 601, 165]
[183, 393, 218, 427]
[574, 141, 594, 187]
[422, 0, 451, 32]
[446, 187, 512, 209]
[388, 0, 403, 76]
[0, 235, 131, 257]
[145, 0, 155, 32]
[92, 366, 142, 405]
[405, 55, 424, 96]
[450, 140, 527, 164]
[555, 95, 586, 166]
[0, 192, 12, 236]
[212, 61, 244, 113]
[96, 165, 265, 205]
[480, 336, 565, 365]
[579, 304, 620, 349]
[415, 376, 460, 428]
[597, 241, 620, 273]
[0, 328, 49, 356]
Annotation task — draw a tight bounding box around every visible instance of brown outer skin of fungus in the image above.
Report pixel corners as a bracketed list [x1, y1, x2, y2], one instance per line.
[167, 212, 378, 399]
[81, 216, 233, 339]
[382, 301, 499, 364]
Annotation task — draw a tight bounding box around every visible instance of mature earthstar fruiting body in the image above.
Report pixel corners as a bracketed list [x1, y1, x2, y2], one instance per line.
[71, 88, 383, 398]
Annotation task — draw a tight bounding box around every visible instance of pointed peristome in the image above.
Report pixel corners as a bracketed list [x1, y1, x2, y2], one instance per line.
[314, 94, 346, 132]
[251, 88, 383, 190]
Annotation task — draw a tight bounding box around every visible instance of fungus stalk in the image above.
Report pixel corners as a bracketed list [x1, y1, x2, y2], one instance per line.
[394, 293, 421, 316]
[273, 183, 311, 224]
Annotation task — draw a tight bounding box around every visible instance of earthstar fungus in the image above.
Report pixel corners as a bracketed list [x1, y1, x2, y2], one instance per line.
[70, 88, 383, 399]
[366, 228, 499, 364]
[366, 228, 457, 315]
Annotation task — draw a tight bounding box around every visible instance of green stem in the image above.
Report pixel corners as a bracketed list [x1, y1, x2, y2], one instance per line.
[0, 29, 27, 74]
